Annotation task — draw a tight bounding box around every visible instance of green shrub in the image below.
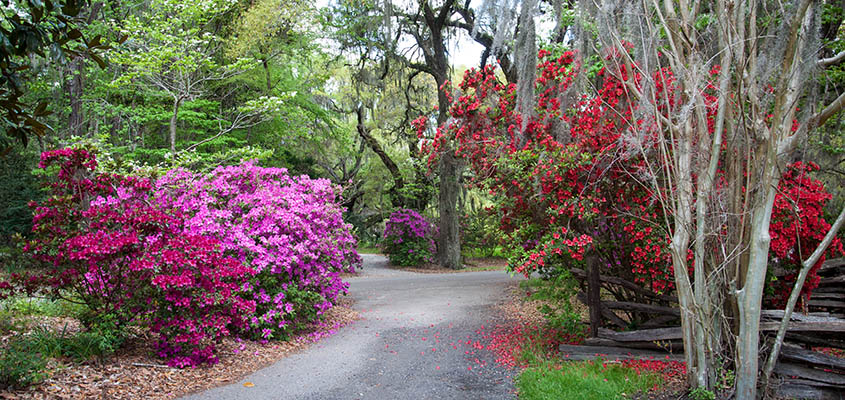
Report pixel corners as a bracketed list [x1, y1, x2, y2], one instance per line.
[4, 296, 87, 319]
[690, 387, 716, 400]
[0, 339, 48, 389]
[460, 207, 506, 258]
[520, 273, 586, 338]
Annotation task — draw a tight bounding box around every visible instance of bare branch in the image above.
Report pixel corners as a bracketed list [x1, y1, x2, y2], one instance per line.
[818, 50, 845, 68]
[762, 203, 845, 384]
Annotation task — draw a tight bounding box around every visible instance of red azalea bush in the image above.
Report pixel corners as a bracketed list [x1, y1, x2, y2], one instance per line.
[418, 48, 842, 315]
[767, 161, 843, 306]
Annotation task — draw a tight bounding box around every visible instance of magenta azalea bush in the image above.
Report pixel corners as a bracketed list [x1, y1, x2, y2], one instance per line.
[13, 149, 360, 367]
[155, 162, 361, 340]
[20, 149, 257, 367]
[381, 209, 436, 266]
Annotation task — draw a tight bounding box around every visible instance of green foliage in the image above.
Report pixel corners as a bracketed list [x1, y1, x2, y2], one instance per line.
[0, 339, 48, 389]
[0, 0, 107, 151]
[0, 315, 125, 389]
[689, 387, 717, 400]
[460, 205, 506, 258]
[517, 360, 661, 400]
[520, 276, 585, 338]
[13, 325, 122, 363]
[2, 296, 87, 319]
[0, 147, 42, 243]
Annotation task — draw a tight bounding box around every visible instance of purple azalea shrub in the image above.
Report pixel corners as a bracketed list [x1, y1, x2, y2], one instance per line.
[155, 162, 361, 340]
[381, 209, 436, 266]
[20, 149, 256, 367]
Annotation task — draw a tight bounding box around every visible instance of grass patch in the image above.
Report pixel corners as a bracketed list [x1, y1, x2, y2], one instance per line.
[356, 246, 381, 254]
[0, 325, 125, 389]
[1, 296, 87, 318]
[517, 360, 661, 400]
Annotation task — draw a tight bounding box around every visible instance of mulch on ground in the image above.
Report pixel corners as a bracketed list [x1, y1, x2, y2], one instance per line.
[0, 298, 359, 400]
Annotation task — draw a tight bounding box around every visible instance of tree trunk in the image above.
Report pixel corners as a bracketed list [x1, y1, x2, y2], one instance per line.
[263, 58, 272, 92]
[736, 161, 778, 400]
[169, 97, 182, 153]
[66, 57, 85, 137]
[437, 150, 462, 269]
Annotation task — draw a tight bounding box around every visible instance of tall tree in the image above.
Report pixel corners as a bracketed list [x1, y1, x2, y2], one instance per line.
[0, 0, 108, 152]
[111, 0, 262, 153]
[582, 0, 845, 397]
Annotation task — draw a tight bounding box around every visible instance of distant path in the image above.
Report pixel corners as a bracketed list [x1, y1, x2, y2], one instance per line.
[183, 254, 524, 400]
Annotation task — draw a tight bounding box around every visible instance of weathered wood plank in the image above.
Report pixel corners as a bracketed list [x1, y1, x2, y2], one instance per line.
[774, 362, 845, 386]
[776, 382, 845, 400]
[811, 292, 845, 300]
[808, 299, 845, 308]
[639, 315, 679, 329]
[821, 275, 845, 284]
[780, 344, 845, 371]
[602, 301, 681, 316]
[598, 327, 682, 342]
[583, 337, 683, 352]
[759, 320, 845, 332]
[761, 310, 831, 320]
[597, 319, 845, 344]
[818, 257, 845, 275]
[785, 333, 845, 349]
[569, 268, 678, 303]
[557, 344, 684, 362]
[814, 286, 845, 294]
[576, 292, 628, 328]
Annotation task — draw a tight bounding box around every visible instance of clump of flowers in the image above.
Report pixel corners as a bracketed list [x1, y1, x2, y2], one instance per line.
[20, 149, 256, 367]
[381, 209, 437, 266]
[155, 162, 361, 340]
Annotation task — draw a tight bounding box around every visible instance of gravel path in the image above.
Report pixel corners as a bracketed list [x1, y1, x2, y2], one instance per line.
[183, 254, 524, 400]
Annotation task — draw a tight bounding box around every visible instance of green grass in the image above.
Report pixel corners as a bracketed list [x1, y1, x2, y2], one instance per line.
[356, 246, 381, 254]
[517, 359, 661, 400]
[1, 296, 87, 318]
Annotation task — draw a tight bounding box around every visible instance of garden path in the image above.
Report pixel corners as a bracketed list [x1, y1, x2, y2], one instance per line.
[182, 254, 523, 400]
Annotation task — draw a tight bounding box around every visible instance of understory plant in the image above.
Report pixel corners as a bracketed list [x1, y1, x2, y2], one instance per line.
[381, 209, 436, 266]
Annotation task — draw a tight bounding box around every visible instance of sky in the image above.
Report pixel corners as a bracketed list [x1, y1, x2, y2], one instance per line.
[315, 0, 556, 71]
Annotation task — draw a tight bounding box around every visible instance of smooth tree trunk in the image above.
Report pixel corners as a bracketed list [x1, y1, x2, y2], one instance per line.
[169, 97, 182, 154]
[736, 182, 776, 399]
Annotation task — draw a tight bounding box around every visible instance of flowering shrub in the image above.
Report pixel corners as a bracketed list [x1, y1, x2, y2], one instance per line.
[19, 149, 257, 367]
[766, 161, 843, 306]
[155, 162, 360, 340]
[381, 209, 437, 266]
[418, 48, 842, 315]
[143, 235, 256, 367]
